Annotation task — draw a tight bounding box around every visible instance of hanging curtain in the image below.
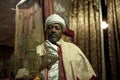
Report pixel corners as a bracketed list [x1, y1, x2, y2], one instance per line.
[42, 0, 54, 20]
[69, 0, 103, 80]
[42, 0, 54, 39]
[107, 0, 120, 80]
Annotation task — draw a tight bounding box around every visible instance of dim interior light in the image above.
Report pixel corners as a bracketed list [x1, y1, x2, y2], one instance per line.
[101, 21, 109, 29]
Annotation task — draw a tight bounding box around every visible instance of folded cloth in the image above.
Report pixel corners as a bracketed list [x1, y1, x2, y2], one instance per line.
[15, 68, 29, 79]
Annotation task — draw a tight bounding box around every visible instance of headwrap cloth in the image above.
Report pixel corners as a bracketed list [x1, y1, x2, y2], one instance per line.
[45, 14, 66, 31]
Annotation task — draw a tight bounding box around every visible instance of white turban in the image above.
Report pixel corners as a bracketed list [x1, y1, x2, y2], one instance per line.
[45, 14, 66, 31]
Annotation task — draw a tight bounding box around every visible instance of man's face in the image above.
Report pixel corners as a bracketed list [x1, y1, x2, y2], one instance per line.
[46, 23, 63, 44]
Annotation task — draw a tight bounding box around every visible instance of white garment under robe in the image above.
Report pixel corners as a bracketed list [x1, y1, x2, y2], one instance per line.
[45, 40, 59, 80]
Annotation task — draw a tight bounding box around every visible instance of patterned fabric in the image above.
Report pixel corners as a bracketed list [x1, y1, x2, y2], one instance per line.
[69, 0, 102, 80]
[107, 0, 120, 79]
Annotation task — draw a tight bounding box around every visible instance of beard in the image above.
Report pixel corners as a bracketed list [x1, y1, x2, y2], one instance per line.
[48, 33, 61, 44]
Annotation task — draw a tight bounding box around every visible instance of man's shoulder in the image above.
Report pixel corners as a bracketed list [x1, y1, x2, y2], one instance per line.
[59, 39, 74, 45]
[63, 41, 75, 46]
[62, 41, 84, 57]
[62, 40, 79, 49]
